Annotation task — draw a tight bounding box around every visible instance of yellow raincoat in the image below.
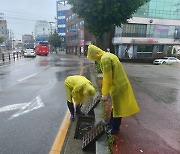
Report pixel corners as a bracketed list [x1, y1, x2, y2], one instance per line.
[87, 45, 140, 117]
[64, 75, 96, 104]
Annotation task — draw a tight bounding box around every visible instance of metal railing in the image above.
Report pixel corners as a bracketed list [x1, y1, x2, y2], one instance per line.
[0, 52, 24, 64]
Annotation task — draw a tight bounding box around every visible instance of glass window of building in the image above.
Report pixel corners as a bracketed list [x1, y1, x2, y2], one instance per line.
[58, 10, 66, 16]
[122, 24, 147, 37]
[174, 26, 180, 38]
[58, 28, 66, 33]
[58, 19, 66, 25]
[134, 0, 180, 20]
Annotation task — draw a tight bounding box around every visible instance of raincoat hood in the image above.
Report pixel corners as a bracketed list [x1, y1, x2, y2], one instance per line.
[87, 44, 105, 62]
[83, 83, 96, 97]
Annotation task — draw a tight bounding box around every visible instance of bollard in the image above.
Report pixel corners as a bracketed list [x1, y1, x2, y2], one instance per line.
[9, 53, 11, 61]
[2, 53, 4, 62]
[13, 53, 15, 60]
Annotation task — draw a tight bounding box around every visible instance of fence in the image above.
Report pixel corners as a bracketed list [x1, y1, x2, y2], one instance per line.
[0, 52, 24, 65]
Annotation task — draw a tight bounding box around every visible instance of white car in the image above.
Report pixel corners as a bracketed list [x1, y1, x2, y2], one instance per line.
[153, 57, 180, 65]
[24, 48, 36, 58]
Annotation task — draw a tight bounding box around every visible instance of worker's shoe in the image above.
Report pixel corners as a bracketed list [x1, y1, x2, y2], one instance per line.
[106, 129, 119, 135]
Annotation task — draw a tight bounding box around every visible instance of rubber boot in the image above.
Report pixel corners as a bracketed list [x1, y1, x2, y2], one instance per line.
[76, 104, 85, 115]
[106, 117, 122, 135]
[67, 101, 75, 121]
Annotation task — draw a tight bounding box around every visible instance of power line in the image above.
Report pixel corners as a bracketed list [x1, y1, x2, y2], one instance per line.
[0, 9, 53, 20]
[5, 16, 38, 22]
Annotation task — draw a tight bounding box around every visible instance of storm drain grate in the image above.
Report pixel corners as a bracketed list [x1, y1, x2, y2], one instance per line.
[74, 116, 94, 139]
[85, 94, 101, 114]
[82, 121, 105, 151]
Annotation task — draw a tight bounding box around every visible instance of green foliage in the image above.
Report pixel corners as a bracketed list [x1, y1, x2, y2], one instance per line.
[68, 0, 150, 37]
[48, 30, 62, 49]
[0, 36, 4, 44]
[96, 62, 102, 73]
[107, 134, 114, 154]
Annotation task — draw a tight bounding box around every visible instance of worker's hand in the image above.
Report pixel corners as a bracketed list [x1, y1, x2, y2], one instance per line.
[101, 95, 108, 102]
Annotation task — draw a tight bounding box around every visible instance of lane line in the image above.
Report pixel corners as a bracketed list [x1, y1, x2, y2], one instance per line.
[18, 73, 37, 82]
[49, 112, 70, 154]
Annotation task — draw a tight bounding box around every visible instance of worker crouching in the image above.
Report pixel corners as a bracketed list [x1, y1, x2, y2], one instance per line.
[64, 75, 96, 121]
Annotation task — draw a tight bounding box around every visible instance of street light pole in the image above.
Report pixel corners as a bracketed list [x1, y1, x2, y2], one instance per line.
[149, 19, 153, 38]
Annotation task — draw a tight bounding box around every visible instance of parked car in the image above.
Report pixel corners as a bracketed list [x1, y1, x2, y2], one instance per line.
[153, 57, 180, 65]
[24, 48, 36, 58]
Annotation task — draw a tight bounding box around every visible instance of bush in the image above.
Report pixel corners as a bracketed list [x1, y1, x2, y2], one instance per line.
[95, 62, 102, 73]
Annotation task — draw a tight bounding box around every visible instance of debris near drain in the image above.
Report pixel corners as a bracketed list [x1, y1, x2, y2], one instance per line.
[85, 94, 101, 115]
[82, 121, 105, 151]
[74, 116, 94, 140]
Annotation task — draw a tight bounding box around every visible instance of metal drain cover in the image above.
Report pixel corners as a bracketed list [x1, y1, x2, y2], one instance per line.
[82, 121, 105, 151]
[85, 94, 101, 114]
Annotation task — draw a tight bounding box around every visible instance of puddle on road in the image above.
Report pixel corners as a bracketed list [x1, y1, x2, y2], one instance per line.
[55, 58, 82, 67]
[55, 69, 79, 81]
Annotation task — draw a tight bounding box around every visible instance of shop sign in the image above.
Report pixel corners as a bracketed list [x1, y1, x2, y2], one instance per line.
[69, 29, 77, 33]
[132, 39, 158, 44]
[156, 25, 169, 32]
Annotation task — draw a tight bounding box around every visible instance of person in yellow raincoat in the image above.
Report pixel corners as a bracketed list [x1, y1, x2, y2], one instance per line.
[64, 75, 96, 121]
[87, 44, 140, 134]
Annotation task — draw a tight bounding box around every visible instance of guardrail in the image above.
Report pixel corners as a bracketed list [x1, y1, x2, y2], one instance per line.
[0, 52, 24, 65]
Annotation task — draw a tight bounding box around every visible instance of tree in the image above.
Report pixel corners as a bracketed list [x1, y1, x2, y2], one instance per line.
[0, 36, 3, 44]
[67, 0, 150, 51]
[48, 30, 62, 53]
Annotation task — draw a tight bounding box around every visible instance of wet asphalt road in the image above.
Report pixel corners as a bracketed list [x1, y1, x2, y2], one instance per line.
[121, 63, 180, 153]
[0, 54, 86, 154]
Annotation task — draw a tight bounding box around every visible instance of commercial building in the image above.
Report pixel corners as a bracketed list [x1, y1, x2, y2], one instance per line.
[65, 10, 94, 55]
[22, 34, 34, 48]
[34, 20, 50, 42]
[56, 0, 71, 50]
[113, 0, 180, 58]
[0, 19, 8, 45]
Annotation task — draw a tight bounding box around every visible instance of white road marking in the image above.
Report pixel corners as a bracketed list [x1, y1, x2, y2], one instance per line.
[18, 73, 37, 82]
[0, 95, 44, 120]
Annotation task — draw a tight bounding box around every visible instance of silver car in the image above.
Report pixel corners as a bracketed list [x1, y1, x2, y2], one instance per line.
[24, 48, 36, 58]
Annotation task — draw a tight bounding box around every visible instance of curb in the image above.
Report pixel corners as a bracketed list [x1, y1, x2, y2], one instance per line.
[49, 112, 70, 154]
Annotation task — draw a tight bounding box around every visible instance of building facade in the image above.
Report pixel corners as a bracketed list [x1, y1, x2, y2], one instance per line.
[113, 0, 180, 58]
[34, 20, 50, 42]
[22, 34, 34, 48]
[0, 19, 8, 45]
[65, 10, 94, 55]
[56, 0, 71, 50]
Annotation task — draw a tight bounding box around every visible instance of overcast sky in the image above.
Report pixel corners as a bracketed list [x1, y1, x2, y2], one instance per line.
[0, 0, 57, 40]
